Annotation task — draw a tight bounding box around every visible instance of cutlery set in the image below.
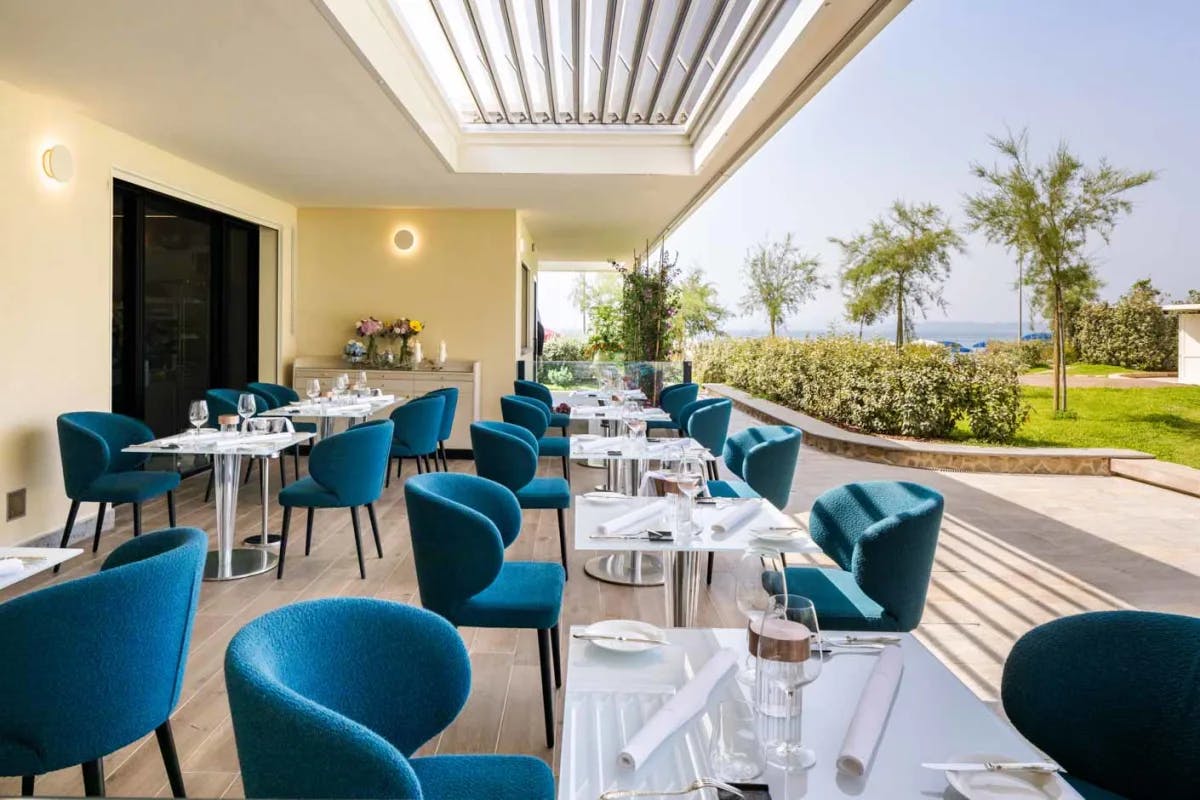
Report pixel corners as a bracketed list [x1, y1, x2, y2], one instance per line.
[598, 777, 744, 799]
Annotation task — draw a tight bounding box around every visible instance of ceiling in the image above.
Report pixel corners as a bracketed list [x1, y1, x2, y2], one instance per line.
[0, 0, 908, 262]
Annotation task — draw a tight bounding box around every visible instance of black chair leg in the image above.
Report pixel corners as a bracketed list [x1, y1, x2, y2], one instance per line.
[132, 502, 142, 537]
[203, 470, 213, 503]
[278, 454, 287, 488]
[155, 720, 186, 798]
[305, 508, 315, 556]
[276, 507, 292, 579]
[242, 459, 254, 486]
[551, 623, 562, 688]
[292, 445, 301, 482]
[91, 502, 107, 553]
[440, 441, 449, 471]
[166, 491, 177, 527]
[386, 459, 392, 488]
[366, 502, 383, 558]
[556, 508, 568, 579]
[21, 776, 34, 796]
[397, 457, 404, 479]
[81, 758, 105, 798]
[349, 506, 366, 579]
[415, 455, 424, 475]
[536, 628, 555, 748]
[54, 499, 81, 573]
[562, 455, 570, 480]
[706, 552, 714, 585]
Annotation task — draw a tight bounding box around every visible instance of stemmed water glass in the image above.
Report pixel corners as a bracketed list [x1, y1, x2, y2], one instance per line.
[237, 392, 257, 433]
[672, 455, 705, 536]
[334, 373, 349, 401]
[754, 594, 822, 770]
[306, 378, 320, 402]
[188, 400, 208, 435]
[355, 370, 368, 392]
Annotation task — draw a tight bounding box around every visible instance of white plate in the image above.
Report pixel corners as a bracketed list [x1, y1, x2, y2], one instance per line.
[750, 528, 807, 543]
[945, 753, 1065, 800]
[581, 619, 667, 654]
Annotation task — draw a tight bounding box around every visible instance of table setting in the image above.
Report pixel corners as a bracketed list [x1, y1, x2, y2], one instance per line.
[0, 547, 83, 591]
[261, 374, 402, 439]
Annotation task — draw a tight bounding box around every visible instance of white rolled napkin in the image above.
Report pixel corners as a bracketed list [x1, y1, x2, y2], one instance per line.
[575, 437, 615, 454]
[709, 500, 762, 533]
[0, 558, 25, 578]
[596, 503, 665, 535]
[618, 648, 739, 770]
[836, 646, 904, 777]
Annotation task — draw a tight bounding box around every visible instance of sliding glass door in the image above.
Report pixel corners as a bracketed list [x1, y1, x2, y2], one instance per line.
[112, 180, 259, 437]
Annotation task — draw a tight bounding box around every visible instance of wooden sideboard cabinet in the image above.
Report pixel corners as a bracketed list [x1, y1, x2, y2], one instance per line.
[291, 356, 481, 450]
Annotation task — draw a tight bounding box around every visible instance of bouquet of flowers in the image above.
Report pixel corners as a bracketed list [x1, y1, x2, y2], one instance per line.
[355, 317, 384, 337]
[384, 318, 424, 367]
[343, 339, 367, 363]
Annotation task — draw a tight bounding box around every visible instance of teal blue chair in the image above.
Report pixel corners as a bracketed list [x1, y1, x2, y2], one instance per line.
[781, 481, 943, 632]
[247, 381, 318, 480]
[0, 528, 207, 797]
[386, 395, 445, 482]
[647, 382, 699, 435]
[277, 420, 393, 580]
[1002, 611, 1200, 800]
[54, 412, 180, 567]
[225, 598, 554, 800]
[421, 386, 459, 471]
[470, 421, 570, 576]
[514, 379, 568, 433]
[679, 398, 732, 480]
[405, 473, 564, 749]
[501, 394, 570, 479]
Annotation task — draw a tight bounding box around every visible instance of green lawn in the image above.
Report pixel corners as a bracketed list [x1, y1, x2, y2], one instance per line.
[951, 385, 1200, 468]
[1025, 362, 1128, 376]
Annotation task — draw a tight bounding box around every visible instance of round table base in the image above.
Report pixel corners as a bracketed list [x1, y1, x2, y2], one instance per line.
[203, 548, 277, 581]
[241, 533, 282, 546]
[584, 552, 664, 587]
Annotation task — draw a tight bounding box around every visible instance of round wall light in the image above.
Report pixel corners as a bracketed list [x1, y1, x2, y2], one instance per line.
[393, 228, 417, 253]
[42, 144, 74, 183]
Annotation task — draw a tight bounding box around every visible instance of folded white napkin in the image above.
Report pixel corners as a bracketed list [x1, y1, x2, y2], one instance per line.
[836, 646, 904, 776]
[574, 436, 615, 454]
[332, 403, 372, 415]
[286, 403, 323, 414]
[709, 500, 762, 533]
[618, 648, 739, 770]
[597, 503, 665, 535]
[160, 430, 225, 445]
[0, 558, 25, 578]
[213, 432, 293, 449]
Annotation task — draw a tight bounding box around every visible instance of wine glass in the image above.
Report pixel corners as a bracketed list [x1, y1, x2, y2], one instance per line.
[306, 378, 320, 402]
[188, 399, 208, 435]
[356, 370, 368, 391]
[672, 456, 705, 535]
[754, 594, 822, 770]
[237, 392, 257, 432]
[735, 547, 787, 685]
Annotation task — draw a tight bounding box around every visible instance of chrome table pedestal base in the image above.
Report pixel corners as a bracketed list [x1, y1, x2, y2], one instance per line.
[207, 451, 277, 581]
[204, 548, 276, 581]
[584, 552, 665, 586]
[662, 550, 703, 626]
[242, 454, 281, 546]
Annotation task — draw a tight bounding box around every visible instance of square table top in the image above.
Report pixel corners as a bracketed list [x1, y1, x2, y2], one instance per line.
[260, 395, 403, 419]
[559, 627, 1076, 800]
[574, 496, 818, 554]
[567, 388, 649, 403]
[0, 547, 82, 592]
[570, 436, 716, 462]
[570, 406, 670, 422]
[124, 430, 314, 457]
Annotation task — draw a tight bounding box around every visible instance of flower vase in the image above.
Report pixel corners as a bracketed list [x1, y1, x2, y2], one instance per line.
[397, 336, 414, 369]
[366, 335, 378, 366]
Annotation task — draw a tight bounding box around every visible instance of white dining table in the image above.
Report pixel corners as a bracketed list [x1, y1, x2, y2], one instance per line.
[0, 547, 82, 592]
[125, 430, 313, 581]
[560, 627, 1080, 800]
[576, 496, 818, 626]
[260, 394, 403, 440]
[566, 388, 649, 404]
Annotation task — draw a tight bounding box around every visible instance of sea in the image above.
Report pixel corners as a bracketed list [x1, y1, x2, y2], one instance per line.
[724, 321, 1046, 348]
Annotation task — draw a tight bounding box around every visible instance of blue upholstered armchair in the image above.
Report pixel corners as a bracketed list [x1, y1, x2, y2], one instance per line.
[679, 398, 732, 480]
[782, 481, 944, 632]
[1003, 611, 1200, 800]
[55, 411, 180, 565]
[247, 381, 318, 481]
[470, 421, 570, 576]
[513, 379, 569, 434]
[405, 473, 564, 749]
[387, 395, 444, 482]
[0, 527, 207, 797]
[502, 394, 570, 478]
[647, 382, 699, 434]
[276, 419, 393, 580]
[420, 386, 459, 470]
[226, 598, 555, 800]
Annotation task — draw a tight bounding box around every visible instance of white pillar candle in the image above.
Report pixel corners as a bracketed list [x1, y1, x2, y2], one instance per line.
[414, 341, 423, 364]
[439, 340, 448, 363]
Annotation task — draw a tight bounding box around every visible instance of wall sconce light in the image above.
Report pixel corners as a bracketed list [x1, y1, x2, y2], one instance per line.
[42, 144, 74, 183]
[393, 228, 417, 253]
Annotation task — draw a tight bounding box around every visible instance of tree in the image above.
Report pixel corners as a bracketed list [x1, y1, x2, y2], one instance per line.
[831, 201, 965, 348]
[569, 272, 621, 334]
[965, 130, 1155, 412]
[673, 268, 728, 348]
[618, 249, 680, 363]
[1181, 289, 1200, 304]
[738, 234, 827, 336]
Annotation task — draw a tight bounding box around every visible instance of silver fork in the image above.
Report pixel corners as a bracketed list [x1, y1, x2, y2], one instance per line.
[599, 777, 744, 799]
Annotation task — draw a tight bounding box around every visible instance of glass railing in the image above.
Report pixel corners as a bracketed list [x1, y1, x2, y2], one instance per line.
[534, 360, 691, 401]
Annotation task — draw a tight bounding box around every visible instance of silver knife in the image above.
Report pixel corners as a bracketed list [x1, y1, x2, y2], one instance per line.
[573, 633, 668, 646]
[921, 761, 1061, 773]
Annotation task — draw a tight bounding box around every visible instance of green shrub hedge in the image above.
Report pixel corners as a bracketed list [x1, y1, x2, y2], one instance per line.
[1075, 285, 1177, 371]
[694, 337, 1028, 443]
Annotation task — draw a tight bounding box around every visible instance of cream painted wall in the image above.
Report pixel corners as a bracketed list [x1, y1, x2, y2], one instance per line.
[1180, 314, 1200, 385]
[0, 79, 297, 546]
[295, 208, 523, 421]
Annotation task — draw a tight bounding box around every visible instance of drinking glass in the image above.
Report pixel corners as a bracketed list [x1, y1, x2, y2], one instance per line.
[188, 400, 208, 434]
[356, 370, 368, 391]
[754, 594, 822, 770]
[306, 378, 320, 401]
[672, 456, 705, 536]
[237, 392, 257, 431]
[709, 699, 765, 782]
[735, 546, 787, 685]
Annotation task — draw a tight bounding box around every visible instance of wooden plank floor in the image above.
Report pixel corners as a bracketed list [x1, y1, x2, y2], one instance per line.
[3, 407, 1197, 797]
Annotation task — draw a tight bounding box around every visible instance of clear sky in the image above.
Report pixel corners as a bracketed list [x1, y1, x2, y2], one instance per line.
[540, 0, 1199, 336]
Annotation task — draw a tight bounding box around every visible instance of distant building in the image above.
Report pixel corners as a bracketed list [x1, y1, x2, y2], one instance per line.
[1163, 305, 1200, 384]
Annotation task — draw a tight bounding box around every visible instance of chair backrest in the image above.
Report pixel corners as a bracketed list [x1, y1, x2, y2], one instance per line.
[225, 598, 472, 800]
[404, 473, 521, 624]
[680, 398, 732, 456]
[809, 480, 944, 632]
[501, 394, 550, 439]
[57, 411, 155, 497]
[0, 528, 206, 776]
[247, 382, 299, 407]
[421, 387, 459, 442]
[1002, 610, 1200, 798]
[206, 388, 267, 419]
[513, 379, 553, 411]
[469, 421, 538, 491]
[308, 420, 394, 507]
[721, 425, 802, 510]
[388, 396, 444, 455]
[658, 382, 699, 420]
